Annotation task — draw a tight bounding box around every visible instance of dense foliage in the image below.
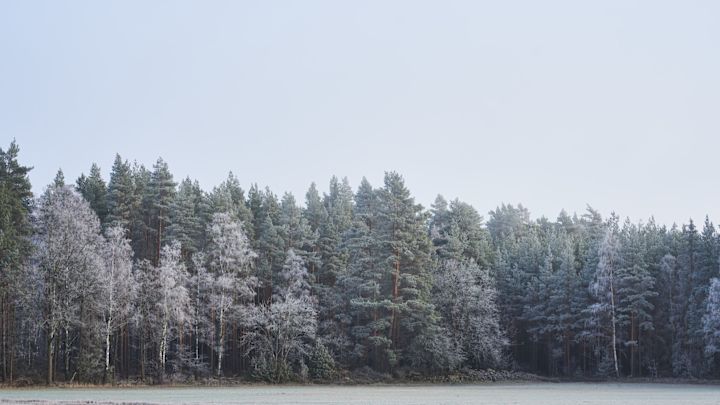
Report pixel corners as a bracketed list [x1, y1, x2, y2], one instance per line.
[0, 141, 719, 383]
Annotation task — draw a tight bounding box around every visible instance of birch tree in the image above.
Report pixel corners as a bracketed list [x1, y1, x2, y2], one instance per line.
[244, 250, 316, 381]
[100, 225, 136, 382]
[589, 226, 621, 377]
[34, 184, 105, 383]
[206, 212, 257, 376]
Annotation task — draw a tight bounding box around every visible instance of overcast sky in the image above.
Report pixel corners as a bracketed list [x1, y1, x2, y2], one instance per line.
[1, 1, 718, 226]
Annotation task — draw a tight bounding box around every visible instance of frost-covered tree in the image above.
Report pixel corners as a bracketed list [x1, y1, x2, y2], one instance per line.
[205, 212, 257, 376]
[248, 186, 285, 301]
[34, 184, 105, 383]
[703, 277, 720, 373]
[135, 242, 190, 380]
[431, 260, 506, 370]
[616, 220, 657, 377]
[244, 251, 316, 381]
[672, 221, 700, 376]
[156, 243, 190, 377]
[430, 196, 492, 266]
[589, 225, 621, 377]
[687, 218, 719, 374]
[10, 145, 720, 380]
[375, 172, 436, 369]
[338, 178, 386, 367]
[208, 172, 253, 232]
[100, 225, 136, 382]
[169, 177, 208, 259]
[187, 252, 212, 375]
[539, 232, 581, 375]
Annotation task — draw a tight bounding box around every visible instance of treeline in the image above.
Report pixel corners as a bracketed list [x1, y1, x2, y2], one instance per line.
[0, 140, 719, 384]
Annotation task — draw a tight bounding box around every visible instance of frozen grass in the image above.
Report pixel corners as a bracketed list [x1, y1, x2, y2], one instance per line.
[0, 383, 719, 405]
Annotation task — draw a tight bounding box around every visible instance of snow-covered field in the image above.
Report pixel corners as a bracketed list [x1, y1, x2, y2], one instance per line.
[0, 383, 718, 405]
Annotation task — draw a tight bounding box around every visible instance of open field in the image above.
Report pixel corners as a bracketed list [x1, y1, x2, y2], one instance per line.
[0, 383, 719, 405]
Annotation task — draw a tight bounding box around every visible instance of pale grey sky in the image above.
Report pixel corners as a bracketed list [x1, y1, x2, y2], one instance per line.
[1, 1, 718, 226]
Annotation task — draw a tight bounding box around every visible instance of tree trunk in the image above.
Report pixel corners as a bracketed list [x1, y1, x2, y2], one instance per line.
[630, 312, 635, 377]
[390, 248, 400, 347]
[217, 304, 225, 377]
[160, 320, 168, 373]
[105, 319, 112, 383]
[610, 278, 619, 378]
[47, 328, 55, 385]
[64, 327, 70, 381]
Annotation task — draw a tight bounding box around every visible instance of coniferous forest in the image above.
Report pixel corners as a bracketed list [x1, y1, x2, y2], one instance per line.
[1, 140, 719, 384]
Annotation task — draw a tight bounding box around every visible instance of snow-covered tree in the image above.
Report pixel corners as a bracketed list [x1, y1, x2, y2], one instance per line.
[616, 220, 657, 377]
[431, 260, 506, 369]
[244, 250, 316, 381]
[100, 225, 136, 382]
[205, 212, 257, 376]
[589, 225, 621, 377]
[187, 252, 212, 375]
[135, 242, 190, 380]
[34, 184, 105, 383]
[703, 277, 720, 371]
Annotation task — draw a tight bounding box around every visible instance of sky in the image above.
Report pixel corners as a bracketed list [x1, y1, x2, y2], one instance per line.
[1, 1, 718, 226]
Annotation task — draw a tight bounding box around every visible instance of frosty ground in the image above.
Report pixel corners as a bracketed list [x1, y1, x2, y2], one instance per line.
[0, 383, 718, 405]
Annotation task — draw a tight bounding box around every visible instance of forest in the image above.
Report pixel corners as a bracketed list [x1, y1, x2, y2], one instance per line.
[0, 140, 719, 384]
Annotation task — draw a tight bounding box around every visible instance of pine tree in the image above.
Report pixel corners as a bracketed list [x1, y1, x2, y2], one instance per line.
[616, 219, 657, 377]
[169, 177, 208, 260]
[314, 178, 354, 358]
[249, 188, 285, 301]
[686, 218, 719, 374]
[375, 172, 436, 369]
[147, 158, 177, 265]
[574, 206, 606, 375]
[430, 196, 492, 266]
[208, 172, 252, 235]
[339, 177, 386, 368]
[304, 183, 327, 234]
[589, 223, 621, 377]
[0, 140, 33, 381]
[106, 154, 135, 229]
[278, 193, 313, 254]
[672, 220, 700, 376]
[131, 163, 152, 260]
[76, 163, 108, 225]
[544, 232, 581, 375]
